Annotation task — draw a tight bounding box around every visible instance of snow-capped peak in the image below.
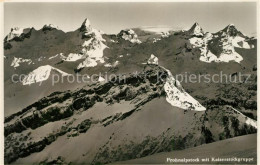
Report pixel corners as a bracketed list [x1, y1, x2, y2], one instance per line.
[77, 57, 98, 69]
[187, 22, 254, 64]
[104, 61, 119, 68]
[188, 22, 204, 36]
[159, 65, 206, 111]
[6, 27, 24, 41]
[43, 24, 60, 30]
[79, 18, 104, 41]
[48, 53, 66, 60]
[22, 65, 71, 85]
[147, 54, 159, 65]
[189, 32, 245, 63]
[80, 18, 92, 32]
[118, 29, 142, 44]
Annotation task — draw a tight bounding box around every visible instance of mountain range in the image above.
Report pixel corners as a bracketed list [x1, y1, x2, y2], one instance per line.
[4, 18, 257, 164]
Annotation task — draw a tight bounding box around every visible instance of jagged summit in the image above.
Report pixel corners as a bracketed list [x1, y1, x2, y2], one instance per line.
[42, 24, 60, 32]
[5, 27, 35, 42]
[42, 24, 59, 31]
[216, 24, 245, 37]
[6, 27, 24, 41]
[223, 24, 238, 33]
[194, 22, 200, 26]
[3, 16, 258, 165]
[80, 18, 92, 32]
[188, 22, 204, 37]
[83, 18, 91, 27]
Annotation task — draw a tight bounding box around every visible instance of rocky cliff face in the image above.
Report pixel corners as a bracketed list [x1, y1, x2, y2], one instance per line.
[4, 19, 257, 164]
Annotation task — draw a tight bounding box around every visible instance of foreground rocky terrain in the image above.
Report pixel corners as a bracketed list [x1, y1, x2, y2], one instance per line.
[117, 134, 257, 164]
[4, 65, 257, 164]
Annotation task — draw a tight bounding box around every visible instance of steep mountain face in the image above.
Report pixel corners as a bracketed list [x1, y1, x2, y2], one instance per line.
[42, 24, 60, 31]
[187, 22, 204, 37]
[4, 65, 256, 164]
[4, 19, 257, 164]
[188, 23, 255, 63]
[215, 24, 246, 38]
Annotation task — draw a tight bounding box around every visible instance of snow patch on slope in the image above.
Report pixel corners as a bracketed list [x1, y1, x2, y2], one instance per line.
[140, 26, 173, 34]
[104, 63, 112, 67]
[77, 57, 98, 69]
[104, 61, 119, 68]
[64, 53, 83, 62]
[76, 38, 107, 69]
[161, 66, 206, 111]
[189, 32, 244, 63]
[22, 65, 71, 85]
[64, 18, 108, 70]
[110, 39, 116, 43]
[49, 53, 66, 60]
[189, 37, 204, 47]
[227, 106, 257, 129]
[82, 39, 93, 47]
[199, 50, 218, 63]
[11, 57, 32, 68]
[98, 76, 105, 82]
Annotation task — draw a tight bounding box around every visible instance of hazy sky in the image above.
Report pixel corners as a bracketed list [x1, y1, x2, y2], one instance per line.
[4, 2, 257, 36]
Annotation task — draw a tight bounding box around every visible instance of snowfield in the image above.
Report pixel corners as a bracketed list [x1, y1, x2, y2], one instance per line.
[22, 65, 71, 85]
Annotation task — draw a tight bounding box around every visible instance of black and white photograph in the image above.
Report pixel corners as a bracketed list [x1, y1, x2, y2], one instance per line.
[1, 1, 258, 164]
